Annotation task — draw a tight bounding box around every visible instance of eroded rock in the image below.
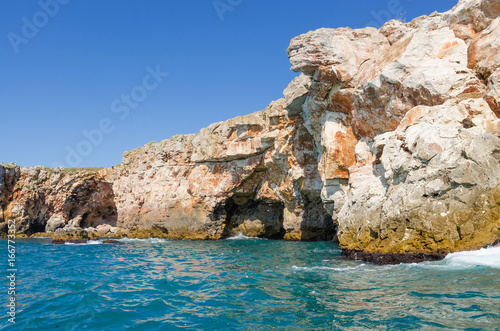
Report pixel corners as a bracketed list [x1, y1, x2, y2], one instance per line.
[1, 0, 499, 263]
[0, 166, 117, 236]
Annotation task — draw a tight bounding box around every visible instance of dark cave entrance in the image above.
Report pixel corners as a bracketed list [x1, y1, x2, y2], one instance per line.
[219, 194, 286, 239]
[29, 219, 46, 234]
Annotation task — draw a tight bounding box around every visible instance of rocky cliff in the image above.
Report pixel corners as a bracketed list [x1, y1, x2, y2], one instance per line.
[111, 100, 334, 240]
[287, 0, 500, 262]
[0, 165, 117, 236]
[1, 0, 499, 263]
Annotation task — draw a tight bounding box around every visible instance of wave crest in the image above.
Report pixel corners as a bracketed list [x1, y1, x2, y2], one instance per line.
[64, 240, 102, 246]
[117, 238, 169, 243]
[443, 246, 500, 269]
[225, 233, 264, 240]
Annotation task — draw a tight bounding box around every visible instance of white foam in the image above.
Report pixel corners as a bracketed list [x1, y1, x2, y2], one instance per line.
[226, 233, 264, 240]
[117, 238, 169, 243]
[291, 264, 365, 272]
[64, 240, 102, 246]
[310, 248, 342, 254]
[443, 245, 500, 269]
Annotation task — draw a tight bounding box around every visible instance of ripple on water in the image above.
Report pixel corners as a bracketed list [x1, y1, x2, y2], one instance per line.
[1, 239, 499, 330]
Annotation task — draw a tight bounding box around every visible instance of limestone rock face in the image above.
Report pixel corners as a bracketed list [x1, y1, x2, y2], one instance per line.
[112, 96, 334, 240]
[338, 100, 500, 256]
[0, 166, 117, 235]
[1, 0, 498, 261]
[469, 17, 500, 116]
[288, 27, 389, 79]
[286, 0, 500, 260]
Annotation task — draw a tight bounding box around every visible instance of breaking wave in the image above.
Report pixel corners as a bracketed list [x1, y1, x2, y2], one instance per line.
[117, 238, 169, 244]
[442, 245, 500, 269]
[64, 240, 102, 246]
[226, 233, 265, 240]
[291, 264, 366, 272]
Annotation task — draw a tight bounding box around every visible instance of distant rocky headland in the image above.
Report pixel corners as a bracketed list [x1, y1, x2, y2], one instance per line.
[1, 0, 499, 264]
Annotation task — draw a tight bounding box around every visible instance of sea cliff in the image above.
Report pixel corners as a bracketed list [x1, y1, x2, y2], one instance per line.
[1, 0, 499, 263]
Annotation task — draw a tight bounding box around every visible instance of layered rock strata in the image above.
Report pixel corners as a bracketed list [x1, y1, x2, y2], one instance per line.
[1, 0, 499, 263]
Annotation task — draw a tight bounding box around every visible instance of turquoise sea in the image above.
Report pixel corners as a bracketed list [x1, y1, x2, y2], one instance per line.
[1, 236, 499, 330]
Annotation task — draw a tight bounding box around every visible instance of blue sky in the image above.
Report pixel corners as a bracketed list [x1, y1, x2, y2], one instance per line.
[1, 0, 458, 168]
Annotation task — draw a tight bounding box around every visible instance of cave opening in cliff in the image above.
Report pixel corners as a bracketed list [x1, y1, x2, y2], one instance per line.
[80, 209, 118, 229]
[29, 219, 46, 234]
[219, 195, 286, 239]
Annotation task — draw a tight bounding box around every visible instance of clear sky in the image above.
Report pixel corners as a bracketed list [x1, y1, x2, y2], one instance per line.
[1, 0, 458, 168]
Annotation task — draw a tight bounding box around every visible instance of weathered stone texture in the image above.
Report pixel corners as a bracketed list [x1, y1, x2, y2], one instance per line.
[0, 166, 117, 235]
[2, 0, 499, 261]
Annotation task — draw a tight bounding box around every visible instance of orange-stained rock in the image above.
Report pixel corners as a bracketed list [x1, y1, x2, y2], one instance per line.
[106, 75, 334, 240]
[2, 0, 499, 259]
[0, 166, 116, 235]
[468, 18, 500, 78]
[286, 0, 500, 260]
[321, 120, 357, 180]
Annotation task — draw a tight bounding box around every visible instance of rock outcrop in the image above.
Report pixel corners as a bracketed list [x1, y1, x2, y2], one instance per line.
[112, 102, 334, 240]
[0, 165, 117, 236]
[287, 0, 500, 261]
[1, 0, 499, 263]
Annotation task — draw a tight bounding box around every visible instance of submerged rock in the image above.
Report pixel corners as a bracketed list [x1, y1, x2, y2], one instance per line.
[102, 239, 124, 245]
[342, 250, 446, 265]
[1, 0, 499, 263]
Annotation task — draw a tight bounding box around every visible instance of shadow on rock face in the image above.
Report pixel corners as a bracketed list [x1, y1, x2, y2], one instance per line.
[217, 196, 286, 239]
[213, 193, 337, 241]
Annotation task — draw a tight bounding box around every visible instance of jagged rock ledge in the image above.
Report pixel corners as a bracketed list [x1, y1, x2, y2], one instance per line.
[342, 249, 446, 265]
[344, 239, 500, 265]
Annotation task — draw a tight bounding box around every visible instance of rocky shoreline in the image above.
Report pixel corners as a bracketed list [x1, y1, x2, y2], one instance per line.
[1, 0, 499, 264]
[342, 249, 447, 265]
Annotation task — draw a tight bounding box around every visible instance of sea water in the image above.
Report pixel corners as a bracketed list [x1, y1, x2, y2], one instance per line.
[1, 237, 499, 330]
